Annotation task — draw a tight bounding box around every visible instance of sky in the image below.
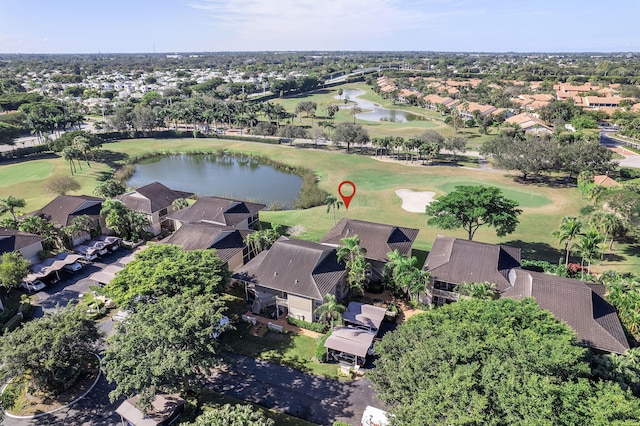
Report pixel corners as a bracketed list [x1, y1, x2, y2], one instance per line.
[0, 0, 639, 54]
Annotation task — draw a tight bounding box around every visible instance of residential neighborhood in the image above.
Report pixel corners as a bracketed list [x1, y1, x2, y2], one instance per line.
[4, 37, 640, 426]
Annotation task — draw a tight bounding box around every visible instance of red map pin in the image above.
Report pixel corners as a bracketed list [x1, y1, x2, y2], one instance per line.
[338, 181, 356, 210]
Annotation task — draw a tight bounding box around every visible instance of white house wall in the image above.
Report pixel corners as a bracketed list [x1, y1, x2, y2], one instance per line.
[288, 294, 313, 322]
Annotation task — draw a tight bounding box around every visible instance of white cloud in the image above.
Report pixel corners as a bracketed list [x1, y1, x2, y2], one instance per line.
[189, 0, 431, 49]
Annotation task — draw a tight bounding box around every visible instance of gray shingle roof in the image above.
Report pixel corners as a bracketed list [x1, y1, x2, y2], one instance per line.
[320, 218, 419, 262]
[0, 228, 45, 254]
[504, 269, 629, 354]
[233, 237, 346, 300]
[32, 195, 104, 227]
[427, 235, 629, 354]
[162, 223, 251, 263]
[424, 235, 520, 291]
[116, 182, 193, 214]
[167, 196, 265, 226]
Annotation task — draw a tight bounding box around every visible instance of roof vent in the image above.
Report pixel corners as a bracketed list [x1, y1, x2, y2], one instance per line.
[274, 272, 277, 276]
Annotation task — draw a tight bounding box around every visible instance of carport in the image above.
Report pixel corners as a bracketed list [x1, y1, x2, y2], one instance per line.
[343, 301, 387, 332]
[324, 326, 377, 366]
[88, 264, 124, 285]
[26, 252, 83, 283]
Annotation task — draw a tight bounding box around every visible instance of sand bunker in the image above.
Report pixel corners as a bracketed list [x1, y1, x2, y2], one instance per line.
[395, 189, 436, 213]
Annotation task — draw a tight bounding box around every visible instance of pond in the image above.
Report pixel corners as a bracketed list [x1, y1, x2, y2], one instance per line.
[127, 154, 304, 208]
[336, 89, 426, 123]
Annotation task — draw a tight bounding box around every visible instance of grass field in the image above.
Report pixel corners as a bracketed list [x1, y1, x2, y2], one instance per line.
[2, 136, 639, 274]
[271, 82, 498, 147]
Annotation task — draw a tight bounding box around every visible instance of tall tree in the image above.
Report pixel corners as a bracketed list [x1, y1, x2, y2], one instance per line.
[590, 211, 625, 257]
[94, 179, 127, 198]
[383, 249, 429, 302]
[186, 404, 274, 426]
[0, 306, 100, 395]
[553, 217, 584, 267]
[100, 199, 150, 242]
[0, 251, 31, 292]
[426, 185, 522, 240]
[573, 227, 603, 276]
[337, 235, 370, 296]
[324, 195, 343, 225]
[370, 298, 640, 425]
[103, 243, 228, 306]
[0, 195, 26, 221]
[103, 295, 230, 407]
[332, 122, 369, 152]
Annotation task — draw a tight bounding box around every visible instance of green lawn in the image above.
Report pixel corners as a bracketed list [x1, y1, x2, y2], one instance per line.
[0, 155, 111, 214]
[220, 322, 338, 379]
[272, 82, 499, 145]
[0, 160, 54, 186]
[2, 136, 638, 274]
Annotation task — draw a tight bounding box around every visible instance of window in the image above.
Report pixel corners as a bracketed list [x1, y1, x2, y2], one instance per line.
[434, 280, 459, 293]
[159, 208, 168, 217]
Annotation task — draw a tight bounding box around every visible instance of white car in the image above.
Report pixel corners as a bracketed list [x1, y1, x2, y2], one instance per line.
[21, 280, 46, 292]
[63, 262, 83, 272]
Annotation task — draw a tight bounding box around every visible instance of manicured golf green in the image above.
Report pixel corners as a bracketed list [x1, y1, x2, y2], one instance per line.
[1, 137, 638, 275]
[0, 161, 54, 187]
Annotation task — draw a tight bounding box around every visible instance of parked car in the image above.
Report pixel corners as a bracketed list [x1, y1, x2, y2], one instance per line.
[20, 280, 46, 293]
[211, 315, 230, 339]
[361, 406, 391, 426]
[63, 262, 83, 272]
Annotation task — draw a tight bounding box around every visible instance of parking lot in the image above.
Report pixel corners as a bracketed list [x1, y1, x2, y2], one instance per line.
[29, 248, 134, 319]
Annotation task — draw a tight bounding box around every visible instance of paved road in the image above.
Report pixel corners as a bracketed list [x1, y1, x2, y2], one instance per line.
[29, 249, 132, 318]
[208, 354, 384, 426]
[601, 132, 640, 168]
[5, 248, 385, 426]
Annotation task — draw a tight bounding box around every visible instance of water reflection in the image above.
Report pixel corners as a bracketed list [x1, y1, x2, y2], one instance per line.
[128, 154, 303, 208]
[336, 89, 426, 123]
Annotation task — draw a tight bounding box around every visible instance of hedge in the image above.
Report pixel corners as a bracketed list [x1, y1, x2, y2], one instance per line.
[287, 316, 327, 333]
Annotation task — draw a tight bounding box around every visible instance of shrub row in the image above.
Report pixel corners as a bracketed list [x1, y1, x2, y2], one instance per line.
[287, 316, 327, 333]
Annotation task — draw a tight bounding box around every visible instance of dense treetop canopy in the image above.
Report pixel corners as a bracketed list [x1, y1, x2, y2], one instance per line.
[103, 243, 228, 306]
[370, 298, 640, 425]
[425, 185, 522, 240]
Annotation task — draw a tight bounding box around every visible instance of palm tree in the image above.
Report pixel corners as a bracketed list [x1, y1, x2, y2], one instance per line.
[72, 135, 92, 167]
[458, 281, 498, 300]
[314, 294, 346, 329]
[172, 198, 189, 210]
[553, 217, 583, 267]
[0, 195, 26, 222]
[324, 195, 343, 225]
[62, 146, 77, 175]
[590, 211, 625, 257]
[337, 236, 370, 296]
[573, 227, 603, 278]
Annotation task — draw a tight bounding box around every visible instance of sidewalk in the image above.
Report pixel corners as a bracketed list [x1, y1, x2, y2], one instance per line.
[245, 311, 323, 339]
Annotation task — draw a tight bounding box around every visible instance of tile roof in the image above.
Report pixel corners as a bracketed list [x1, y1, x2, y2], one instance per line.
[320, 218, 419, 262]
[0, 228, 44, 254]
[116, 182, 193, 214]
[32, 195, 104, 227]
[162, 222, 251, 263]
[233, 237, 345, 300]
[424, 235, 520, 291]
[503, 269, 629, 354]
[505, 112, 552, 130]
[594, 175, 621, 187]
[167, 196, 265, 226]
